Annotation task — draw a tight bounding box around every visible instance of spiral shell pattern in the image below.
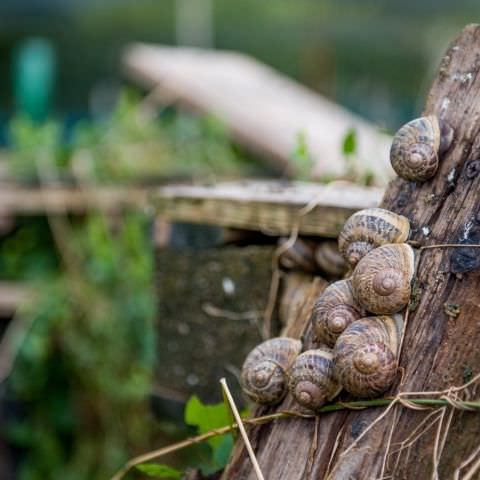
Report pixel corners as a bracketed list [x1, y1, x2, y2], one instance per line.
[352, 243, 415, 314]
[288, 348, 341, 410]
[314, 241, 348, 278]
[390, 115, 453, 182]
[241, 337, 302, 404]
[338, 208, 410, 267]
[311, 279, 365, 347]
[333, 315, 403, 398]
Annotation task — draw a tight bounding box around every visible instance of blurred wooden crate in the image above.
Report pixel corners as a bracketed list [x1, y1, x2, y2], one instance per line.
[152, 180, 382, 403]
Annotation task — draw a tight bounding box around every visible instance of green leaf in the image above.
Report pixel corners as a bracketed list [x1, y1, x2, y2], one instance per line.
[342, 128, 357, 155]
[135, 463, 183, 479]
[185, 395, 231, 451]
[291, 130, 313, 180]
[213, 433, 234, 468]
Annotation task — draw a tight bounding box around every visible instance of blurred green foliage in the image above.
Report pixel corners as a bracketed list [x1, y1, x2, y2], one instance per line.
[7, 212, 156, 480]
[2, 91, 252, 479]
[7, 90, 250, 184]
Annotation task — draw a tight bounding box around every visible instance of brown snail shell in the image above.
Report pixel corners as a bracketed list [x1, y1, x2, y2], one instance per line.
[314, 240, 349, 278]
[333, 315, 403, 398]
[241, 337, 302, 405]
[279, 273, 313, 328]
[288, 348, 341, 410]
[338, 208, 410, 267]
[352, 243, 415, 315]
[278, 237, 316, 273]
[311, 279, 365, 347]
[390, 115, 454, 182]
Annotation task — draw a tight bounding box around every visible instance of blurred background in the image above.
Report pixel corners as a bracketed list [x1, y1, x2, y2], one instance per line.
[0, 1, 478, 479]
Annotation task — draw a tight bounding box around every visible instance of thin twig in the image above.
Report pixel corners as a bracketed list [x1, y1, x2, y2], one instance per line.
[220, 378, 265, 480]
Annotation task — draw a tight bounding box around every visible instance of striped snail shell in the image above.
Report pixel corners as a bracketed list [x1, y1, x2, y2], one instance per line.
[352, 243, 415, 315]
[278, 237, 317, 273]
[390, 115, 454, 182]
[311, 279, 365, 347]
[288, 348, 341, 410]
[338, 208, 410, 267]
[314, 240, 349, 278]
[333, 315, 403, 398]
[241, 337, 302, 405]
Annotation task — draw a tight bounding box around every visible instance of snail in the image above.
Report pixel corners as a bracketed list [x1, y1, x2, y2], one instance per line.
[333, 315, 403, 398]
[311, 279, 365, 347]
[352, 243, 415, 315]
[338, 208, 410, 267]
[279, 273, 314, 328]
[241, 337, 302, 405]
[278, 237, 317, 273]
[314, 240, 349, 278]
[288, 348, 341, 410]
[390, 115, 454, 182]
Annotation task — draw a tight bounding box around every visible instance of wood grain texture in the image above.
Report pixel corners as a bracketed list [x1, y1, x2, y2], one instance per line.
[223, 24, 480, 480]
[124, 44, 393, 184]
[153, 181, 383, 238]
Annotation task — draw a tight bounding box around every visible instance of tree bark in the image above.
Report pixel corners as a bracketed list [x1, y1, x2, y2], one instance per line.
[223, 24, 480, 480]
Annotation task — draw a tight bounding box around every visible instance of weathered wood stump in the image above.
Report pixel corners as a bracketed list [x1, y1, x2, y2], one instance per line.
[223, 24, 480, 480]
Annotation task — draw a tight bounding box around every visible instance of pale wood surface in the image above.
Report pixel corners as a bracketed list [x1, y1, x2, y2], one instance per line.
[153, 180, 383, 237]
[0, 184, 149, 215]
[123, 44, 393, 184]
[224, 24, 480, 479]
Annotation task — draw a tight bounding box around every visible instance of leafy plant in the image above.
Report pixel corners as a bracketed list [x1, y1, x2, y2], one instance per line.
[136, 463, 183, 479]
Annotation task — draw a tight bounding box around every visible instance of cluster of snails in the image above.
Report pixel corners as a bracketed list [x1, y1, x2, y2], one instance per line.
[240, 115, 454, 411]
[278, 237, 349, 279]
[241, 208, 412, 410]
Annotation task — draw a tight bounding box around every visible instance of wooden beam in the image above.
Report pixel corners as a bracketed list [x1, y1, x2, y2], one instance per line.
[0, 184, 149, 215]
[123, 44, 393, 185]
[152, 180, 383, 237]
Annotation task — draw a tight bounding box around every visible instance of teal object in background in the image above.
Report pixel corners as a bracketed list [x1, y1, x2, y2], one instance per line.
[13, 38, 56, 122]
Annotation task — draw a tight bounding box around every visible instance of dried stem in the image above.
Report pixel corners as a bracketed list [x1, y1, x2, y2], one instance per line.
[220, 378, 265, 480]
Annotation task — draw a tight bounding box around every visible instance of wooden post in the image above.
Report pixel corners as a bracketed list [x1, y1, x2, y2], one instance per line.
[223, 24, 480, 479]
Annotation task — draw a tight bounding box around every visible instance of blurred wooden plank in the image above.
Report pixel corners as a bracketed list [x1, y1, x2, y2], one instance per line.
[0, 283, 31, 316]
[0, 184, 149, 215]
[152, 180, 383, 237]
[123, 44, 393, 184]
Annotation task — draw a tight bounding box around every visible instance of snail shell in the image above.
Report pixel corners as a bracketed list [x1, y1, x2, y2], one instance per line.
[352, 243, 415, 315]
[390, 115, 454, 182]
[311, 279, 365, 347]
[278, 237, 317, 273]
[288, 348, 341, 410]
[241, 337, 302, 405]
[338, 208, 410, 267]
[279, 273, 313, 328]
[314, 240, 349, 278]
[333, 315, 403, 398]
